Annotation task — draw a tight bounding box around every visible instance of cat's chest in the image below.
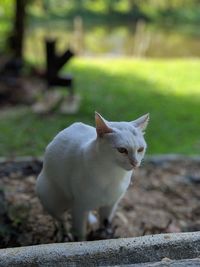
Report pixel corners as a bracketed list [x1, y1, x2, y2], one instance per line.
[83, 169, 132, 209]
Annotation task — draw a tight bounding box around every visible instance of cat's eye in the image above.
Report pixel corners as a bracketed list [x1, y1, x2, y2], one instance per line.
[137, 147, 144, 153]
[117, 147, 128, 154]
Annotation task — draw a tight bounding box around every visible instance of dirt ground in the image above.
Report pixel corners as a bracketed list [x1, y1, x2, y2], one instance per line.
[0, 157, 200, 248]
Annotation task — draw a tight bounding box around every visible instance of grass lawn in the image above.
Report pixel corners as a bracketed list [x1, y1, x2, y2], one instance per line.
[0, 58, 200, 157]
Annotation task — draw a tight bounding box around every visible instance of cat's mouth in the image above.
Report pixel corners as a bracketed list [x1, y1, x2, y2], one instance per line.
[130, 161, 139, 169]
[131, 165, 137, 169]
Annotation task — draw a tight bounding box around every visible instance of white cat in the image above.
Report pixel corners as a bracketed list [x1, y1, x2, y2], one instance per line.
[36, 112, 149, 240]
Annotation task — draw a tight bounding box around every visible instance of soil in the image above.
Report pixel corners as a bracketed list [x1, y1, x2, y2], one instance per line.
[0, 157, 200, 248]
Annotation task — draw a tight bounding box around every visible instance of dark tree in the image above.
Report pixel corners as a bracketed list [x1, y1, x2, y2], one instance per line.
[10, 0, 27, 61]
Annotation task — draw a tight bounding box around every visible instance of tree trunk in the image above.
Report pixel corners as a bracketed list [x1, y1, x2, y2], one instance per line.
[12, 0, 27, 60]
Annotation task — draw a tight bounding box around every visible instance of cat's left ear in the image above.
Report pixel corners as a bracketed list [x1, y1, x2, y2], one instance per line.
[132, 113, 149, 132]
[95, 112, 113, 137]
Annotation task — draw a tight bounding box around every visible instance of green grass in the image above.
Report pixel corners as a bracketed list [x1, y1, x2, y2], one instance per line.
[1, 58, 200, 157]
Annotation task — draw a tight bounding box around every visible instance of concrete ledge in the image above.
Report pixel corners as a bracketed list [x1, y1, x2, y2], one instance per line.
[0, 232, 200, 266]
[130, 258, 200, 266]
[1, 154, 200, 164]
[145, 154, 200, 163]
[0, 156, 43, 164]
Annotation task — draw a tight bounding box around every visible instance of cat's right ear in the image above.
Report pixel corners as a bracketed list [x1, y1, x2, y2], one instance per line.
[132, 113, 149, 132]
[95, 112, 113, 137]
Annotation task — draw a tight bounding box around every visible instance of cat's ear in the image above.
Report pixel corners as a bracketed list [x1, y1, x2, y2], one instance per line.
[95, 112, 113, 137]
[132, 113, 149, 132]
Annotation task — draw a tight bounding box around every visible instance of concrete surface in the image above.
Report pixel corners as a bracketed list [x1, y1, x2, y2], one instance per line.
[1, 154, 200, 164]
[0, 232, 200, 266]
[124, 258, 200, 266]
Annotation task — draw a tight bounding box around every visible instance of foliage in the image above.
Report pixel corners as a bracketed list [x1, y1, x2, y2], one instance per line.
[0, 0, 14, 18]
[0, 0, 14, 49]
[31, 0, 200, 23]
[1, 0, 200, 54]
[0, 58, 200, 156]
[23, 0, 200, 25]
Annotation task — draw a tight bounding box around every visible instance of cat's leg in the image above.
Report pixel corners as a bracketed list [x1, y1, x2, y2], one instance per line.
[36, 173, 71, 240]
[88, 212, 98, 226]
[53, 218, 66, 242]
[36, 173, 67, 219]
[71, 207, 88, 241]
[99, 202, 119, 227]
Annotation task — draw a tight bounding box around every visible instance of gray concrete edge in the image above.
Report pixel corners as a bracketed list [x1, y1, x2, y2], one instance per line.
[1, 154, 200, 164]
[0, 232, 200, 266]
[123, 258, 200, 267]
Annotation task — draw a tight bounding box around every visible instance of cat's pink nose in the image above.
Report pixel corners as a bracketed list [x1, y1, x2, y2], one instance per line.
[130, 159, 139, 168]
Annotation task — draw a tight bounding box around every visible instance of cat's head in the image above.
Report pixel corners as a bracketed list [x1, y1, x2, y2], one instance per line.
[95, 112, 149, 171]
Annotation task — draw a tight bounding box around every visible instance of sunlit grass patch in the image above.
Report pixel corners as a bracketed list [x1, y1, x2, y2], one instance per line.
[0, 58, 200, 156]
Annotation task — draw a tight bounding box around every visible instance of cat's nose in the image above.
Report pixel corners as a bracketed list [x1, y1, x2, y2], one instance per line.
[130, 159, 139, 168]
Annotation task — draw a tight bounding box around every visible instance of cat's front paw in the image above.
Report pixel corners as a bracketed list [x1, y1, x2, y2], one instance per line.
[87, 221, 117, 241]
[103, 218, 111, 228]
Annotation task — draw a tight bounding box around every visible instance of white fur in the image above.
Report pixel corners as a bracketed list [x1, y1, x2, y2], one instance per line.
[36, 112, 149, 240]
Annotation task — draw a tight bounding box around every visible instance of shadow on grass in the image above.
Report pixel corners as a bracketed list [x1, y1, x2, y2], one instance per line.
[0, 61, 200, 156]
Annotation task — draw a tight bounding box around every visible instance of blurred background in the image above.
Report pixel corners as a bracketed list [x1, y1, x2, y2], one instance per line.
[0, 0, 200, 156]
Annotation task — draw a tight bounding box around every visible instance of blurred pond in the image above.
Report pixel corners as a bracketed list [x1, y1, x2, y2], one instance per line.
[26, 18, 200, 62]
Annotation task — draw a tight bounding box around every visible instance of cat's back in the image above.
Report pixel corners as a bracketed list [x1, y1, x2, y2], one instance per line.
[47, 122, 95, 154]
[43, 122, 96, 176]
[59, 122, 95, 142]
